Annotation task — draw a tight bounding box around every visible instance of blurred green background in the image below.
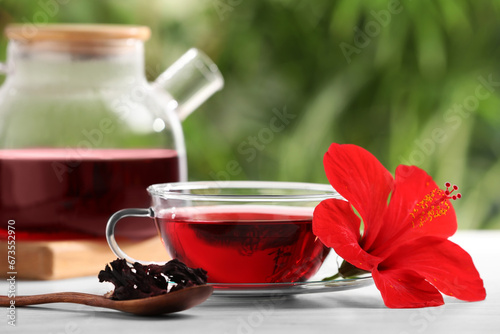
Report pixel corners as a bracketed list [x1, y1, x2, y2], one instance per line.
[0, 0, 499, 229]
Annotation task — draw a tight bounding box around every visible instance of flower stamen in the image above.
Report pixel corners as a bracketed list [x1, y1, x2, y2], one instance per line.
[410, 182, 461, 228]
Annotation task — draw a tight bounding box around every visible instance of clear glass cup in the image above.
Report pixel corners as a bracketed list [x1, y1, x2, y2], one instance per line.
[106, 181, 342, 284]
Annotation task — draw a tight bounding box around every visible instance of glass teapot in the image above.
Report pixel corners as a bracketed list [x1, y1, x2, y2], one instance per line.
[0, 24, 223, 240]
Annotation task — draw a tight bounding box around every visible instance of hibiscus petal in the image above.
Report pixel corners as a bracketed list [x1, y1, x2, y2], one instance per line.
[381, 237, 486, 302]
[323, 144, 393, 250]
[372, 267, 444, 308]
[313, 198, 380, 272]
[369, 165, 457, 255]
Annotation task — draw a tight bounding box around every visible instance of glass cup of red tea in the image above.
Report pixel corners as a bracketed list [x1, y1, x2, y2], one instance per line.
[106, 181, 342, 285]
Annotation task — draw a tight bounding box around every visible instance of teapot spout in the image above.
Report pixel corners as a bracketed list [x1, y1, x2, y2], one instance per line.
[153, 48, 224, 121]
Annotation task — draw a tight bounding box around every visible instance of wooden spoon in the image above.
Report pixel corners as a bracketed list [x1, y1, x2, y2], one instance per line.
[0, 285, 213, 316]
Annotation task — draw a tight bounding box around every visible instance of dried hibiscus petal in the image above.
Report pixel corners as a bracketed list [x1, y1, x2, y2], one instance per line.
[98, 258, 208, 300]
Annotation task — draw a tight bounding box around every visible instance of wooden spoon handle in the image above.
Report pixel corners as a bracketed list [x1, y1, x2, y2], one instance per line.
[0, 286, 214, 316]
[0, 292, 110, 308]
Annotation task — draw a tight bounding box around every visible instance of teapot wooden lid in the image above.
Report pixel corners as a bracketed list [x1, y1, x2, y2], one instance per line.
[5, 24, 151, 41]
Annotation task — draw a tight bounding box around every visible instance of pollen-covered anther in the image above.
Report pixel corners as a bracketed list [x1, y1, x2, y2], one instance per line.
[410, 183, 461, 228]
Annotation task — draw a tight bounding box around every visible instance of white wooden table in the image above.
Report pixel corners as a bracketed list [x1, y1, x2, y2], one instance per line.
[1, 231, 499, 334]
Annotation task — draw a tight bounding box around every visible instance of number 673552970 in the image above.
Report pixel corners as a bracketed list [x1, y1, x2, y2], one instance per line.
[7, 220, 16, 266]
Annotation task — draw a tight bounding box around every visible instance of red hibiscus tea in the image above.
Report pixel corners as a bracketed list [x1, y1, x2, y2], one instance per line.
[0, 148, 180, 240]
[156, 206, 330, 284]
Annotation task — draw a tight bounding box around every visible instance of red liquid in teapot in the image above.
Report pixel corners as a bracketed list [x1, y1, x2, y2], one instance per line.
[0, 148, 179, 240]
[157, 207, 330, 284]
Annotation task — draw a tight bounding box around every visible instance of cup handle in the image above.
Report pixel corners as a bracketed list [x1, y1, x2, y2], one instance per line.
[106, 208, 157, 264]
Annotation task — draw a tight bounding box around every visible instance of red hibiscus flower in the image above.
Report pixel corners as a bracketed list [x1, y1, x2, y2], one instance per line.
[313, 143, 486, 308]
